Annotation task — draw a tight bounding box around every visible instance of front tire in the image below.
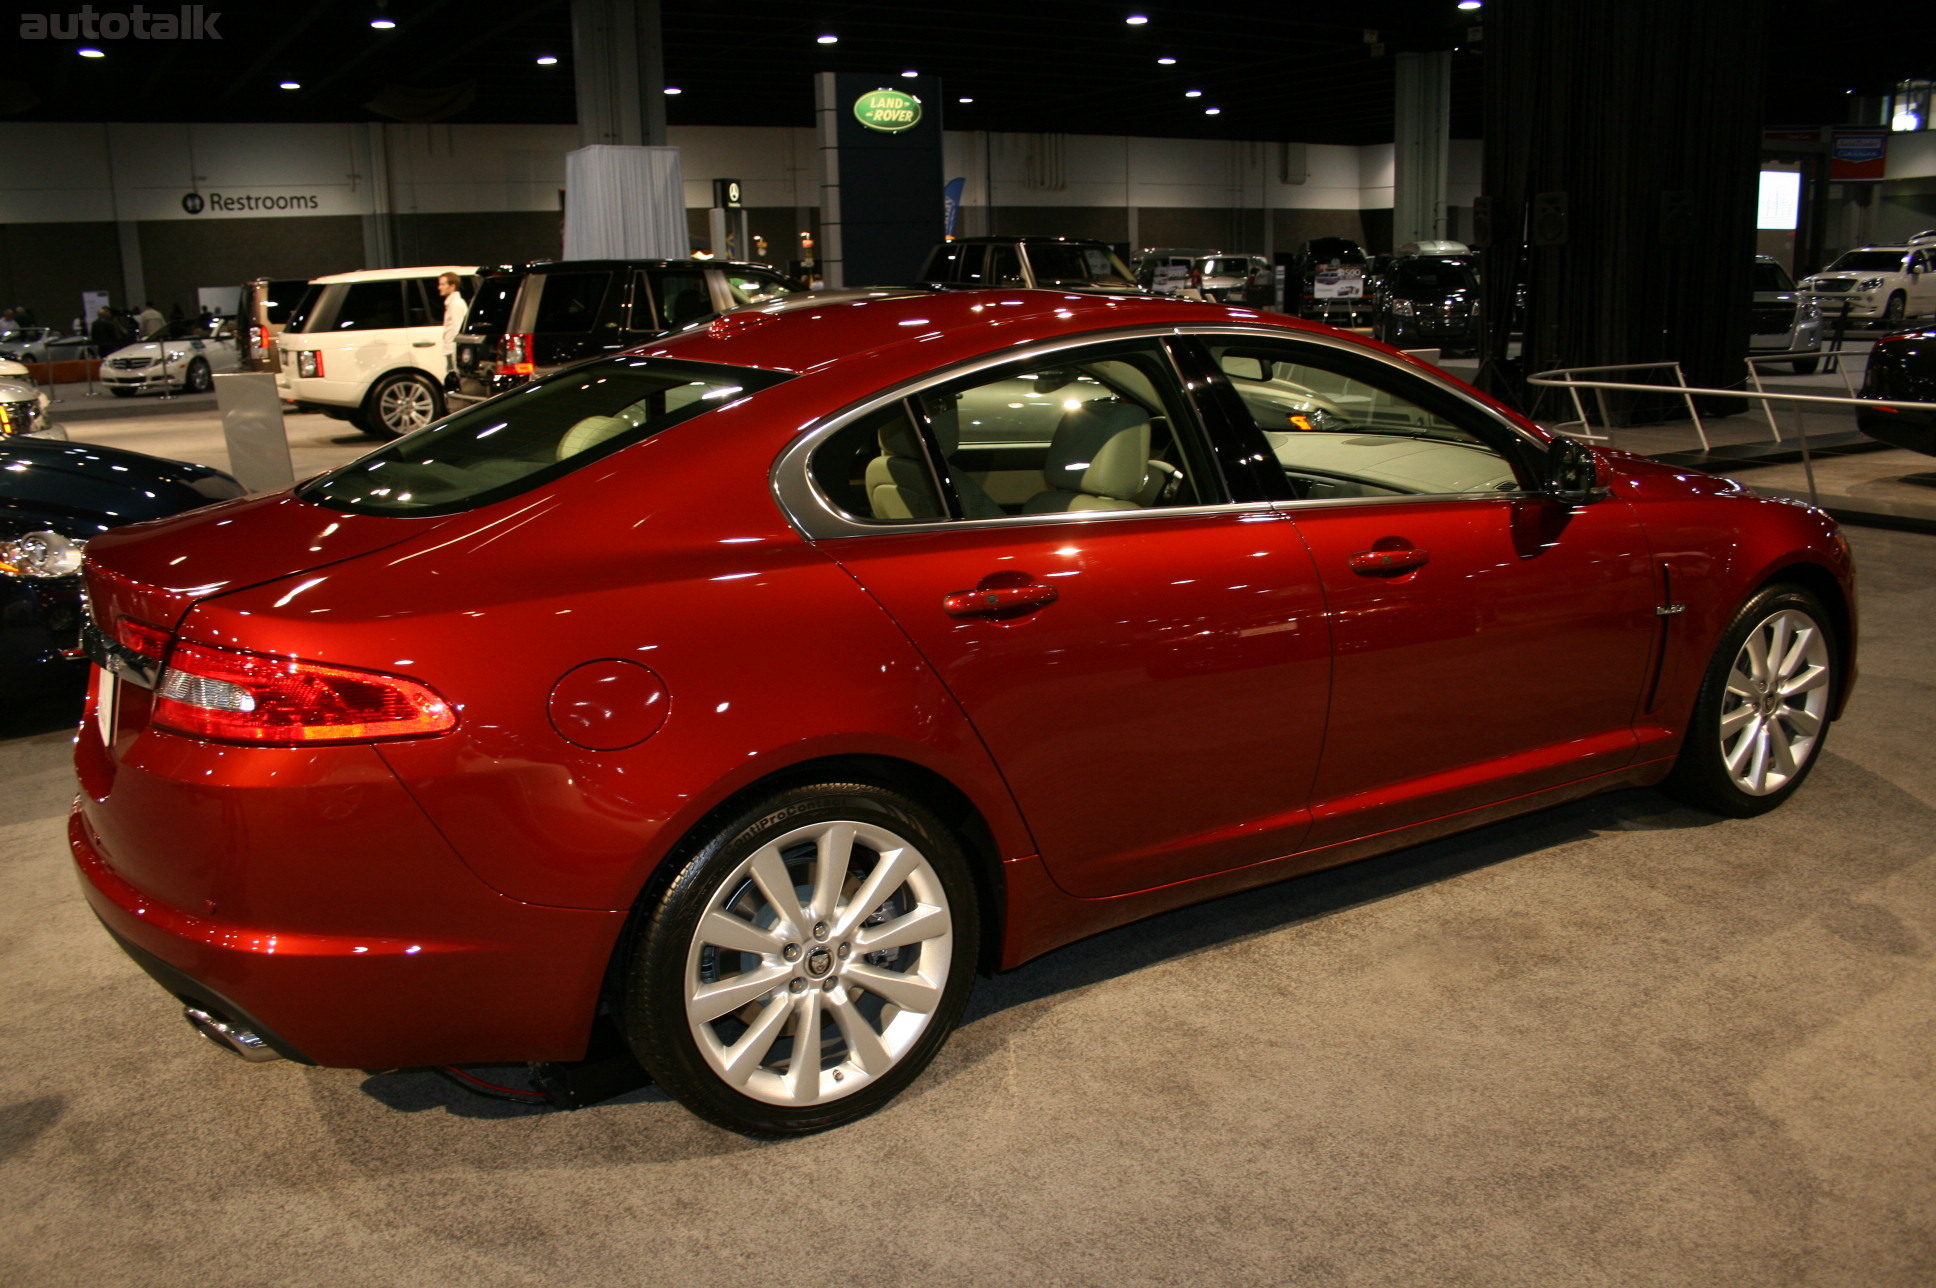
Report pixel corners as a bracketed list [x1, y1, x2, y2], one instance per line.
[1663, 584, 1836, 817]
[184, 357, 213, 393]
[363, 371, 442, 439]
[620, 782, 980, 1136]
[1790, 356, 1819, 374]
[1882, 293, 1907, 326]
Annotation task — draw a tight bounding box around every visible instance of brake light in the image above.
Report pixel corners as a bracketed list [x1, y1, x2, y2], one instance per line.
[499, 332, 535, 376]
[297, 349, 323, 379]
[116, 618, 172, 662]
[153, 639, 456, 744]
[247, 324, 264, 358]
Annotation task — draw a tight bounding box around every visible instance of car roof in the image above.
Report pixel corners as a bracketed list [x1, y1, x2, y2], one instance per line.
[515, 258, 779, 273]
[309, 266, 479, 284]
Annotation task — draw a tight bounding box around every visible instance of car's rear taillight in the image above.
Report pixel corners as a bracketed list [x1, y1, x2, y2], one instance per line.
[247, 324, 265, 358]
[297, 350, 323, 378]
[116, 618, 173, 663]
[499, 332, 534, 375]
[153, 639, 456, 744]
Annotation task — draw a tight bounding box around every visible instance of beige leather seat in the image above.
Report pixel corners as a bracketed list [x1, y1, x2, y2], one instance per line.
[864, 408, 1004, 521]
[1021, 401, 1151, 513]
[555, 401, 651, 460]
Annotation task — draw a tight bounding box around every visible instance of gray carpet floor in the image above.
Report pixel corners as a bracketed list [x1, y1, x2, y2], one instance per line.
[2, 527, 1931, 1287]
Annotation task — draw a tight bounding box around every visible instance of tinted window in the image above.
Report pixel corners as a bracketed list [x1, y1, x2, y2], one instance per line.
[1825, 251, 1908, 272]
[262, 280, 309, 326]
[330, 282, 405, 332]
[1204, 258, 1252, 276]
[986, 246, 1025, 286]
[282, 284, 323, 331]
[650, 271, 714, 328]
[1752, 261, 1796, 292]
[1023, 244, 1135, 287]
[956, 244, 991, 284]
[403, 279, 438, 328]
[1209, 340, 1524, 499]
[465, 274, 521, 335]
[1391, 259, 1478, 291]
[528, 271, 613, 332]
[809, 400, 946, 523]
[721, 272, 795, 307]
[297, 357, 790, 518]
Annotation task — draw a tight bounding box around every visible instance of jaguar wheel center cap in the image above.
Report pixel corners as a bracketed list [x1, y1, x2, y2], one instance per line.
[805, 946, 833, 978]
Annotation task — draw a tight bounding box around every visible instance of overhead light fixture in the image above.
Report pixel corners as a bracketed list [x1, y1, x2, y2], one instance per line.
[536, 55, 558, 65]
[1184, 89, 1202, 98]
[817, 34, 838, 44]
[901, 69, 918, 78]
[664, 86, 682, 95]
[1205, 107, 1221, 115]
[78, 46, 104, 58]
[279, 80, 301, 90]
[370, 18, 396, 29]
[1157, 56, 1177, 65]
[1456, 0, 1481, 8]
[958, 96, 974, 104]
[1893, 108, 1921, 132]
[1126, 14, 1149, 24]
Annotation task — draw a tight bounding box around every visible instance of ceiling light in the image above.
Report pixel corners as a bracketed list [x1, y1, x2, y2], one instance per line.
[959, 96, 974, 104]
[817, 34, 838, 44]
[78, 46, 104, 58]
[1456, 0, 1481, 8]
[901, 69, 918, 78]
[536, 55, 558, 65]
[1126, 14, 1149, 24]
[664, 86, 682, 94]
[370, 18, 396, 29]
[1184, 89, 1202, 98]
[1205, 107, 1221, 115]
[279, 80, 301, 90]
[1157, 56, 1177, 65]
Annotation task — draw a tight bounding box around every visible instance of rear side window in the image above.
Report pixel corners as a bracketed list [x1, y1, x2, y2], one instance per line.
[331, 282, 405, 332]
[297, 356, 791, 517]
[281, 284, 327, 333]
[262, 281, 309, 326]
[649, 270, 714, 328]
[465, 274, 521, 335]
[525, 270, 613, 332]
[403, 279, 439, 327]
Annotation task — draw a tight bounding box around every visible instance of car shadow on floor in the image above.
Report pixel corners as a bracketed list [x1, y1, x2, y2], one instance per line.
[958, 785, 1723, 1027]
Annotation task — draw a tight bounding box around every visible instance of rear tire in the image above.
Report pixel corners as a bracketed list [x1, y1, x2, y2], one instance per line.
[363, 371, 442, 439]
[1662, 584, 1837, 818]
[1882, 293, 1907, 326]
[619, 782, 979, 1137]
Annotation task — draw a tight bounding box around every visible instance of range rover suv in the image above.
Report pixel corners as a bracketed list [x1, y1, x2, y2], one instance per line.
[919, 238, 1144, 295]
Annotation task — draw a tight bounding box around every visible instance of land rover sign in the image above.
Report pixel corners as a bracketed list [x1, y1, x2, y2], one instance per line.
[854, 88, 922, 133]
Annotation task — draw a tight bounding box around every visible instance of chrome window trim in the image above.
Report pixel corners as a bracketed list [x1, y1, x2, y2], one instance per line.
[770, 322, 1548, 541]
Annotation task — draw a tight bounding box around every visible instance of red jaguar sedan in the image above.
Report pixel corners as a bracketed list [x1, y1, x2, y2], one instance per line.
[70, 289, 1855, 1135]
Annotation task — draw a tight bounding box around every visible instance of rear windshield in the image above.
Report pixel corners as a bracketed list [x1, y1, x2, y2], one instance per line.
[1392, 259, 1477, 290]
[262, 281, 309, 326]
[1203, 258, 1253, 276]
[1023, 244, 1135, 287]
[1825, 251, 1907, 273]
[296, 357, 791, 518]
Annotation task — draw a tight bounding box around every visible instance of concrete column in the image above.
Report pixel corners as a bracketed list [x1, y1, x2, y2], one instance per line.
[571, 0, 668, 148]
[1393, 51, 1451, 248]
[815, 72, 845, 288]
[115, 221, 145, 313]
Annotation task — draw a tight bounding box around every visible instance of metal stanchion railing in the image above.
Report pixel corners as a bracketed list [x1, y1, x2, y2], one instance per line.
[1528, 364, 1936, 509]
[1536, 360, 1707, 449]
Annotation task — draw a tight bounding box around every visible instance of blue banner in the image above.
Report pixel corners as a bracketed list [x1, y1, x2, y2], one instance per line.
[943, 177, 966, 236]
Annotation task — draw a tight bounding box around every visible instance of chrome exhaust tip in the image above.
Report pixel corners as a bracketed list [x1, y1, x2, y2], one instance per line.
[183, 1005, 283, 1063]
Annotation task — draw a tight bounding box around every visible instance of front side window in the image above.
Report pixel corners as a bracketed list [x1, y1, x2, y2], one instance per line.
[1205, 339, 1527, 500]
[298, 357, 789, 517]
[648, 271, 714, 329]
[1023, 244, 1136, 287]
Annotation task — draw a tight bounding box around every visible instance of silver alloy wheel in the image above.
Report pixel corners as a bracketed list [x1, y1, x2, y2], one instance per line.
[377, 377, 436, 433]
[683, 818, 953, 1107]
[1718, 607, 1831, 796]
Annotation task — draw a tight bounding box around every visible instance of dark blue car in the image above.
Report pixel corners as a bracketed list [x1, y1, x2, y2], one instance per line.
[2, 437, 243, 724]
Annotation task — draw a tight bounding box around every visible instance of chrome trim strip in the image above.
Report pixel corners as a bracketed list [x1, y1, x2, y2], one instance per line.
[769, 321, 1548, 541]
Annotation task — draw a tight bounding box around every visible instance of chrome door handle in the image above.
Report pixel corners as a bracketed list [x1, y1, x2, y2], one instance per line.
[1348, 547, 1429, 575]
[942, 584, 1059, 618]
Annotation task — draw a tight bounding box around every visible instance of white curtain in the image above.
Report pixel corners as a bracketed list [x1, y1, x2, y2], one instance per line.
[563, 145, 688, 260]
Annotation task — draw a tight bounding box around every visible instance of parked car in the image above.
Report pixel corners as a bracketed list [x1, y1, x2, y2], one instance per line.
[1798, 245, 1936, 326]
[452, 259, 801, 407]
[919, 237, 1143, 295]
[1294, 237, 1373, 326]
[239, 278, 314, 373]
[0, 330, 90, 365]
[1371, 249, 1481, 355]
[1750, 255, 1824, 373]
[72, 288, 1854, 1136]
[1856, 325, 1936, 455]
[0, 359, 59, 440]
[99, 317, 243, 397]
[3, 437, 241, 719]
[274, 265, 480, 437]
[1135, 250, 1273, 306]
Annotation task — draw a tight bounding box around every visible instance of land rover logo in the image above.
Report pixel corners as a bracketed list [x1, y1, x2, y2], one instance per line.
[854, 88, 922, 133]
[181, 192, 205, 214]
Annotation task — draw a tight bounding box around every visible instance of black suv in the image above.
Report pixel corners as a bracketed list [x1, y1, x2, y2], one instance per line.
[453, 259, 802, 405]
[1371, 251, 1481, 355]
[1294, 237, 1373, 326]
[918, 237, 1144, 295]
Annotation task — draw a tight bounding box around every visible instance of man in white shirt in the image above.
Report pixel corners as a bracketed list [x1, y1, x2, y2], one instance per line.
[437, 272, 468, 387]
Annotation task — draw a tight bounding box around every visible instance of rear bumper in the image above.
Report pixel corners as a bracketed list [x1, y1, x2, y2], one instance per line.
[70, 729, 630, 1067]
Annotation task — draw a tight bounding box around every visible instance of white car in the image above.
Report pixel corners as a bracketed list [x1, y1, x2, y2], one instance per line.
[275, 265, 478, 438]
[99, 319, 242, 396]
[1798, 245, 1936, 326]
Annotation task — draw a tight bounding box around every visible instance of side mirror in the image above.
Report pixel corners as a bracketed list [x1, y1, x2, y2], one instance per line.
[1545, 436, 1609, 504]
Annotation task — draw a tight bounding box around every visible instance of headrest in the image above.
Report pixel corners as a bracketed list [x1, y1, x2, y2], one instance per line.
[1044, 401, 1150, 501]
[556, 414, 632, 460]
[876, 411, 924, 459]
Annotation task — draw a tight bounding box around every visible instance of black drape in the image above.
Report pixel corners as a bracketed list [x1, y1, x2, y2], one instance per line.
[1475, 0, 1768, 421]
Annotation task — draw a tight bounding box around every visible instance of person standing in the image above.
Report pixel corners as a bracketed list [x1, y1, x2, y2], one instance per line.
[436, 272, 468, 388]
[136, 301, 166, 339]
[89, 307, 128, 354]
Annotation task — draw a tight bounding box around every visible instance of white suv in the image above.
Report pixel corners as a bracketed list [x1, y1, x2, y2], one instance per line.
[1798, 245, 1936, 326]
[275, 266, 477, 437]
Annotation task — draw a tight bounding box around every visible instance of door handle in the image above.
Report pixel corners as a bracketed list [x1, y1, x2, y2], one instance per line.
[1348, 547, 1430, 575]
[943, 583, 1059, 618]
[411, 341, 435, 347]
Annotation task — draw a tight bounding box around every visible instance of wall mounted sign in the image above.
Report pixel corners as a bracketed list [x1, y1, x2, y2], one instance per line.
[854, 89, 923, 133]
[1831, 132, 1887, 182]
